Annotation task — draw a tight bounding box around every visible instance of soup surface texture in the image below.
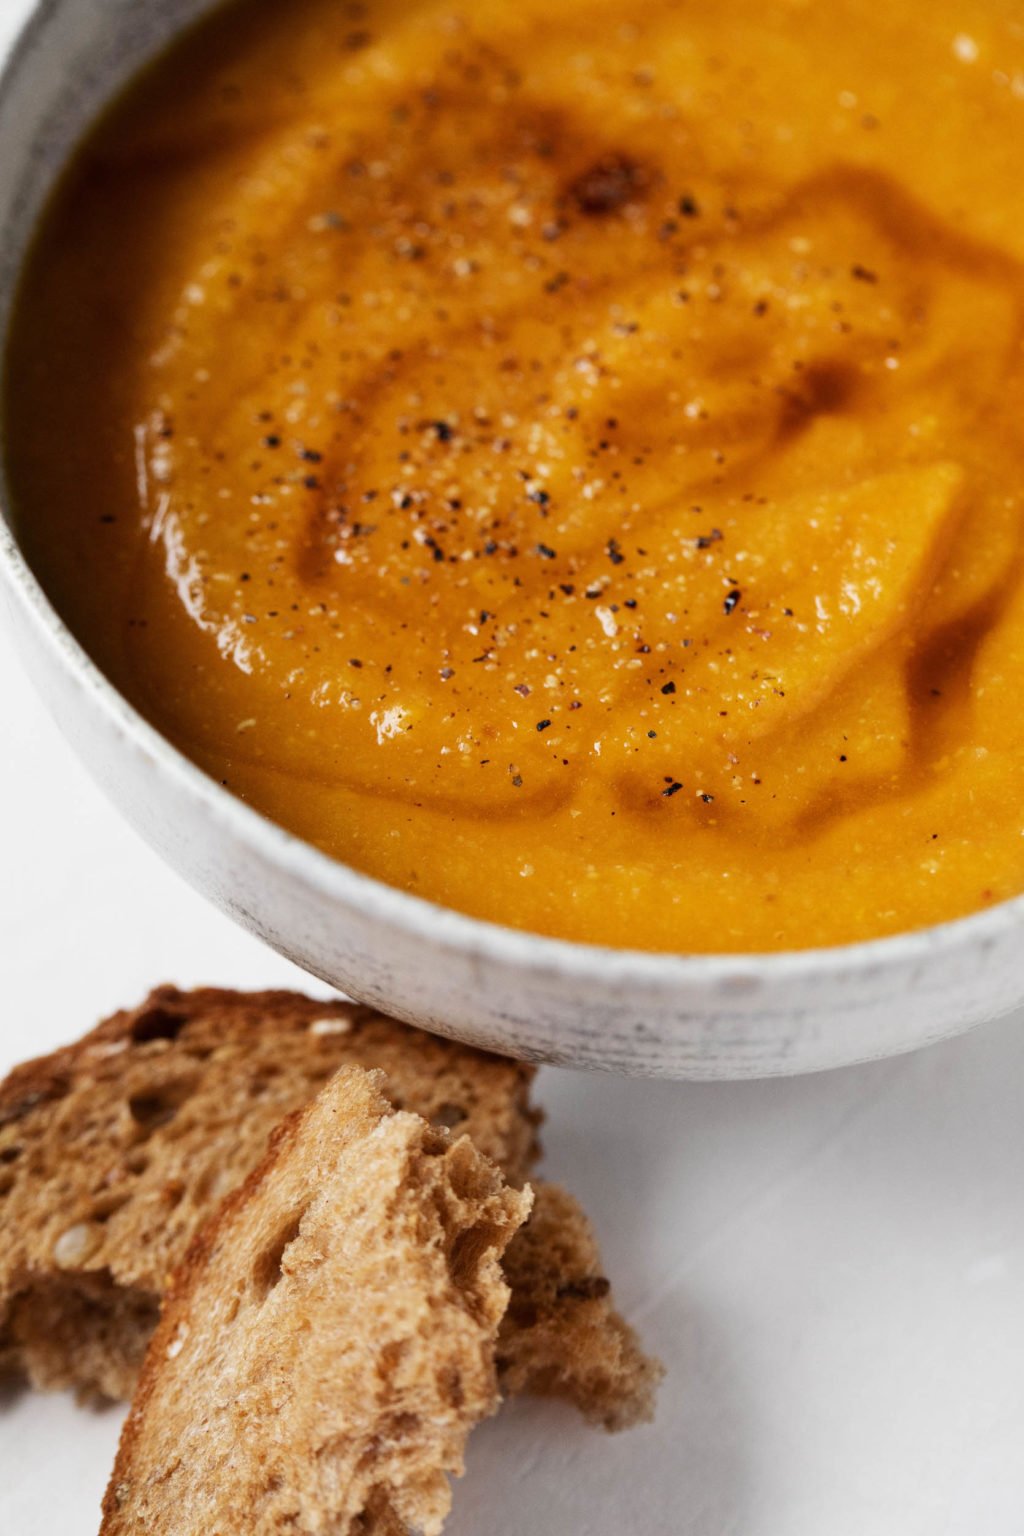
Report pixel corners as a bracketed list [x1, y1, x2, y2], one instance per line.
[9, 0, 1024, 952]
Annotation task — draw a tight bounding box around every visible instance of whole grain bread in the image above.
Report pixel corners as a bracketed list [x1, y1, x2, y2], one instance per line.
[101, 1065, 530, 1536]
[0, 987, 537, 1401]
[0, 987, 659, 1430]
[499, 1181, 663, 1429]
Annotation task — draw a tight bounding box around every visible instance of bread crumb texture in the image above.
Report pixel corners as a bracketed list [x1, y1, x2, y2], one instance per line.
[102, 1066, 530, 1536]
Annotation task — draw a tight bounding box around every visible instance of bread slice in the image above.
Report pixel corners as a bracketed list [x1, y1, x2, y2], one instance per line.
[0, 987, 660, 1429]
[101, 1065, 530, 1536]
[0, 986, 537, 1400]
[499, 1182, 663, 1430]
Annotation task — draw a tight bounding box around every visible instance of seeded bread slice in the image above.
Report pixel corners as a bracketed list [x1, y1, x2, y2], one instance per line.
[0, 986, 538, 1401]
[499, 1182, 663, 1430]
[101, 1065, 530, 1536]
[0, 987, 660, 1432]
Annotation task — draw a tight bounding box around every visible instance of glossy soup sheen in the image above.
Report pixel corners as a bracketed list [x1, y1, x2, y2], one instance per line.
[9, 0, 1024, 953]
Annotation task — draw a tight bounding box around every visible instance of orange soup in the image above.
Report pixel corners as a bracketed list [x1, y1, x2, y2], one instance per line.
[9, 0, 1024, 951]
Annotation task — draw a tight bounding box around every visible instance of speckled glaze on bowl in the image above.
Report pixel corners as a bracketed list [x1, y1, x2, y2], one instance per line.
[2, 0, 1024, 1079]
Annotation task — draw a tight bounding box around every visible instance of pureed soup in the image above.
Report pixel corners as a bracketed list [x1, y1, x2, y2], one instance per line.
[9, 0, 1024, 953]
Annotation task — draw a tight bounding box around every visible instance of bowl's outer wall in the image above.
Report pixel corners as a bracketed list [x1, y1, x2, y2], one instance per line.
[2, 0, 1024, 1078]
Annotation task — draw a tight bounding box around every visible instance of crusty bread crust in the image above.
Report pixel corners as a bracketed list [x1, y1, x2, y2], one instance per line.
[101, 1067, 530, 1536]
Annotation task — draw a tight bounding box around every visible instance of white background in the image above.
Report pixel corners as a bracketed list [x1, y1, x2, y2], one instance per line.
[3, 2, 1024, 1531]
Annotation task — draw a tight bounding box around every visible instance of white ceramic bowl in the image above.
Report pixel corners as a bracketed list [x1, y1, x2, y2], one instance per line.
[3, 0, 1024, 1079]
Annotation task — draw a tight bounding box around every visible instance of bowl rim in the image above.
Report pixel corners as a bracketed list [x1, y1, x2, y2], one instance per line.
[3, 507, 1022, 987]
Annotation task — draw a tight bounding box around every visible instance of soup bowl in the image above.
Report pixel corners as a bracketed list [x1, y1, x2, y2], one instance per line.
[2, 0, 1023, 1078]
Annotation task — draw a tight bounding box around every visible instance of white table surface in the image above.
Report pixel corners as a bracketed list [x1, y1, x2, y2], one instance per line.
[3, 4, 1024, 1531]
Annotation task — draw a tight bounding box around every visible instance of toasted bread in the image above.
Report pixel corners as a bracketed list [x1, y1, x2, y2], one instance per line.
[0, 987, 659, 1429]
[0, 987, 536, 1400]
[499, 1181, 663, 1429]
[101, 1066, 529, 1536]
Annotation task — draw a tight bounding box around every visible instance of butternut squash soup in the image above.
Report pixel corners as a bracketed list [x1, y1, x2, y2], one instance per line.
[9, 0, 1024, 952]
